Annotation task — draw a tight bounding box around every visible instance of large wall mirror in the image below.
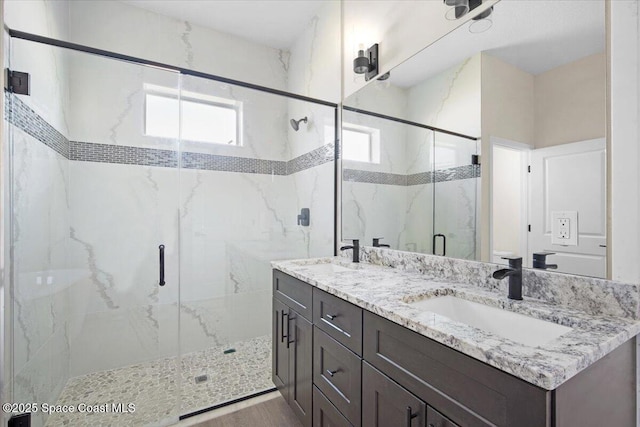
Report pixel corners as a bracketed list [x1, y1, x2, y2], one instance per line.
[341, 0, 606, 278]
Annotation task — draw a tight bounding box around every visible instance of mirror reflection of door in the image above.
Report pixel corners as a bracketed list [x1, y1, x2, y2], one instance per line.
[528, 139, 607, 278]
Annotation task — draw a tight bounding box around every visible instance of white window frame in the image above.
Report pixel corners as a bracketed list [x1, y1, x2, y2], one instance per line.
[144, 84, 243, 146]
[341, 122, 381, 164]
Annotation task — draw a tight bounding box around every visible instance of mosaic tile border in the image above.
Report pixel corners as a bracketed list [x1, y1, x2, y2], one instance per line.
[6, 91, 70, 159]
[181, 151, 286, 174]
[287, 143, 335, 174]
[343, 169, 407, 186]
[344, 164, 481, 186]
[70, 141, 179, 168]
[6, 92, 334, 175]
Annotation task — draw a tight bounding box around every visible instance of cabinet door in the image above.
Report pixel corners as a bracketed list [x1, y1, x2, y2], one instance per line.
[289, 310, 313, 426]
[362, 362, 426, 427]
[427, 406, 460, 427]
[313, 386, 353, 427]
[273, 298, 289, 398]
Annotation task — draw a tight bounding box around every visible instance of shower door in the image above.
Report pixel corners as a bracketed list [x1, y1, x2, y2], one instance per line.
[8, 38, 182, 427]
[432, 132, 480, 260]
[177, 74, 336, 414]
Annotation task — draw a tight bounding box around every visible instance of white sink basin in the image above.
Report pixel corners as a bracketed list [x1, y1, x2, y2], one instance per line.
[300, 263, 352, 274]
[409, 295, 572, 347]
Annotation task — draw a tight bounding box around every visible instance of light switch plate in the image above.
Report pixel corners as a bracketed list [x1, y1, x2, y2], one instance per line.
[551, 211, 578, 246]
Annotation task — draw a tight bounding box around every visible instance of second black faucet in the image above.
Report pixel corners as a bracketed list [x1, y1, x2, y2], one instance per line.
[340, 239, 359, 263]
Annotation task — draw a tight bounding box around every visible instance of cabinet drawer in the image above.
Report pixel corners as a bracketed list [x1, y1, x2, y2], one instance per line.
[313, 328, 362, 426]
[273, 270, 313, 320]
[313, 288, 362, 355]
[313, 386, 353, 427]
[428, 406, 460, 427]
[363, 311, 549, 427]
[362, 361, 426, 427]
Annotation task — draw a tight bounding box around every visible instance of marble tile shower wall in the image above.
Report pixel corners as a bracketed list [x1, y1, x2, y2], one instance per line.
[5, 3, 73, 422]
[9, 124, 73, 427]
[341, 105, 410, 251]
[9, 88, 335, 378]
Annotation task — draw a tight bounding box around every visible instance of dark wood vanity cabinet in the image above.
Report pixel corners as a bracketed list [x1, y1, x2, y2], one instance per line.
[313, 386, 353, 427]
[362, 361, 426, 427]
[272, 272, 313, 426]
[273, 270, 636, 427]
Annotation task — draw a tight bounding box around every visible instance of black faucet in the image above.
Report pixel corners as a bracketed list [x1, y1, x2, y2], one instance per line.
[532, 252, 558, 270]
[340, 239, 359, 263]
[492, 257, 523, 300]
[372, 237, 390, 248]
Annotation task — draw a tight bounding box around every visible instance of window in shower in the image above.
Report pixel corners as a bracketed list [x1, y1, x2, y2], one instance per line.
[145, 86, 242, 145]
[342, 122, 380, 163]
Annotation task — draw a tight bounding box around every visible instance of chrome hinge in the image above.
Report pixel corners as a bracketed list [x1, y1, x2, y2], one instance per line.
[5, 69, 30, 95]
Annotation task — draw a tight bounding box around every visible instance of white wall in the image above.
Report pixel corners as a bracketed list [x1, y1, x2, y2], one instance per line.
[535, 53, 606, 148]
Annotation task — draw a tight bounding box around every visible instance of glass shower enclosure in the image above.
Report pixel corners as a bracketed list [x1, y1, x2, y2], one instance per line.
[341, 108, 479, 260]
[6, 34, 336, 426]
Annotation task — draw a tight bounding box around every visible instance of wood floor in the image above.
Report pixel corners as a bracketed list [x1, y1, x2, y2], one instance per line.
[192, 395, 303, 427]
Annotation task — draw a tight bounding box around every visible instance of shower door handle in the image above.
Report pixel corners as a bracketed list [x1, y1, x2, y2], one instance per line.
[433, 234, 446, 256]
[159, 244, 165, 286]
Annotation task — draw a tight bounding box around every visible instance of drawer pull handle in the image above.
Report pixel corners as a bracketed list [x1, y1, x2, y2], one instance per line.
[406, 406, 418, 427]
[326, 369, 339, 377]
[281, 310, 288, 343]
[286, 314, 295, 348]
[325, 314, 337, 320]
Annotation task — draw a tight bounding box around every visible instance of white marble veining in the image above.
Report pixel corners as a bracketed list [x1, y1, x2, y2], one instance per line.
[273, 254, 640, 390]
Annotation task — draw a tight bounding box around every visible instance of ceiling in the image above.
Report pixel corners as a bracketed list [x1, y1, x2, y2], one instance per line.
[390, 0, 605, 88]
[120, 0, 326, 49]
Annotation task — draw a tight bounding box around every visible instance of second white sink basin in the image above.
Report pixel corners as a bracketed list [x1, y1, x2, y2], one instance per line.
[301, 263, 352, 274]
[409, 295, 572, 347]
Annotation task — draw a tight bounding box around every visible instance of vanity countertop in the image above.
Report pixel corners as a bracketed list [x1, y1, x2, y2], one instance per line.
[271, 257, 640, 390]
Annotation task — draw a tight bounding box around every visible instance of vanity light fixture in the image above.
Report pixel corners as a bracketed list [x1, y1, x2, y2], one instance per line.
[444, 0, 470, 20]
[353, 43, 379, 81]
[443, 0, 494, 33]
[469, 6, 493, 33]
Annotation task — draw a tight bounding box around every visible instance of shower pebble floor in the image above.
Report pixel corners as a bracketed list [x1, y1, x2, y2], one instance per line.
[44, 335, 272, 427]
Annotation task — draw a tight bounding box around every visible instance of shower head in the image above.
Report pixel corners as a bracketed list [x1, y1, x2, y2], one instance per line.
[290, 116, 308, 131]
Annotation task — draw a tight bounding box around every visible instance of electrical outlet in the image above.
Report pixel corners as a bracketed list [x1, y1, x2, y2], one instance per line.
[551, 211, 578, 246]
[558, 218, 570, 239]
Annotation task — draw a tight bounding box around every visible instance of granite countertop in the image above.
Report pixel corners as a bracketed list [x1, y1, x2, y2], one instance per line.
[271, 257, 640, 390]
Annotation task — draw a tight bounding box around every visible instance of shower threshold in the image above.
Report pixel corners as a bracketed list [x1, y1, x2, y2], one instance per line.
[44, 335, 272, 427]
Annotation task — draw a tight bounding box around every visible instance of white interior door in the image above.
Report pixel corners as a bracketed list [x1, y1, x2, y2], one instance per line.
[529, 138, 606, 278]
